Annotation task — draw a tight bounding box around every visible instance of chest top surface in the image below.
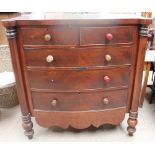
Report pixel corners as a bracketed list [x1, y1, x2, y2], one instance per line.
[2, 12, 152, 27]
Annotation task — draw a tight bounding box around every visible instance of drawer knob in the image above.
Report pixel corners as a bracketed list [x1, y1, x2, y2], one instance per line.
[51, 99, 57, 106]
[104, 76, 110, 83]
[106, 33, 113, 41]
[105, 54, 112, 62]
[102, 98, 109, 105]
[46, 55, 54, 63]
[44, 34, 52, 41]
[50, 79, 54, 83]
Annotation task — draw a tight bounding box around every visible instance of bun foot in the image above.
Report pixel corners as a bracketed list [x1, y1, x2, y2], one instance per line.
[22, 113, 34, 139]
[127, 111, 138, 136]
[24, 129, 34, 139]
[127, 126, 136, 136]
[128, 132, 133, 136]
[27, 134, 34, 140]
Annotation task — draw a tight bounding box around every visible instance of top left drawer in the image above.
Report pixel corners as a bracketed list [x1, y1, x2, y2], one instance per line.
[21, 27, 79, 46]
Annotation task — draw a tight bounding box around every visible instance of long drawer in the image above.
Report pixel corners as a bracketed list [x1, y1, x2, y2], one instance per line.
[32, 89, 128, 111]
[25, 46, 132, 68]
[27, 67, 130, 90]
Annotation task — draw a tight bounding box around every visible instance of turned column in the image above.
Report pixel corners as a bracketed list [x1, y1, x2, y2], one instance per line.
[5, 24, 34, 139]
[127, 25, 149, 136]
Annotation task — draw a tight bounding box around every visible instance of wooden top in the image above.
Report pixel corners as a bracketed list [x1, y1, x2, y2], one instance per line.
[1, 12, 152, 27]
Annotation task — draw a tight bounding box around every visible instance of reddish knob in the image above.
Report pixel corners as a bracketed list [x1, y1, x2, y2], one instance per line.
[104, 76, 110, 83]
[106, 33, 113, 41]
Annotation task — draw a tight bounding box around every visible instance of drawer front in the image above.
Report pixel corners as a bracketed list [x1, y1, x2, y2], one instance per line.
[29, 70, 79, 90]
[21, 27, 79, 45]
[80, 26, 135, 46]
[28, 67, 130, 90]
[25, 46, 132, 67]
[79, 46, 132, 66]
[25, 48, 79, 67]
[32, 89, 128, 111]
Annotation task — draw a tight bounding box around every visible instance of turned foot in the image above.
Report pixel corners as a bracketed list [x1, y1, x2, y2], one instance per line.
[127, 111, 138, 136]
[22, 113, 34, 139]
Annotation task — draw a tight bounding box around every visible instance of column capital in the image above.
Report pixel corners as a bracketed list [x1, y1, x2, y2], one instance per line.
[6, 26, 16, 39]
[139, 25, 149, 37]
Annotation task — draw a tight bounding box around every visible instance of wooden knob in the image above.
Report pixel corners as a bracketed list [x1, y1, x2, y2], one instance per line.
[105, 54, 112, 62]
[102, 98, 109, 105]
[51, 99, 57, 106]
[50, 79, 54, 83]
[46, 55, 54, 63]
[104, 76, 110, 83]
[106, 33, 113, 41]
[44, 34, 51, 41]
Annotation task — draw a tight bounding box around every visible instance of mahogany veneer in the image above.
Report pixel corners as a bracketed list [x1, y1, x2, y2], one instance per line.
[24, 47, 133, 67]
[2, 13, 152, 139]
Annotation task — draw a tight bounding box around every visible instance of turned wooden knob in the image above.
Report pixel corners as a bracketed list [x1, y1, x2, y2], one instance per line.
[106, 33, 113, 41]
[50, 79, 54, 83]
[105, 54, 112, 62]
[102, 98, 109, 105]
[51, 99, 57, 106]
[46, 55, 54, 63]
[44, 34, 52, 41]
[104, 76, 110, 83]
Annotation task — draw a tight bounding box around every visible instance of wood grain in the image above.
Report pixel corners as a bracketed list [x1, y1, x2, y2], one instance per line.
[34, 107, 126, 129]
[21, 26, 79, 46]
[80, 26, 135, 46]
[32, 89, 128, 111]
[1, 14, 151, 138]
[27, 67, 130, 90]
[24, 46, 133, 67]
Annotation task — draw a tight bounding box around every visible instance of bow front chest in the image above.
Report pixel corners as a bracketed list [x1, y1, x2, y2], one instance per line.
[2, 13, 152, 139]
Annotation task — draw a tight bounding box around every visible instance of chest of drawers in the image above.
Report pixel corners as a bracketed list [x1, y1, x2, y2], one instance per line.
[2, 13, 151, 139]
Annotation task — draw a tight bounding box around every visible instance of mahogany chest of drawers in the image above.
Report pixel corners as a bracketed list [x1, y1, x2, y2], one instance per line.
[2, 13, 152, 139]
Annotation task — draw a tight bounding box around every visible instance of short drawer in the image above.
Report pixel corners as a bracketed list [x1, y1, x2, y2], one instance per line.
[80, 26, 135, 46]
[25, 46, 132, 68]
[21, 26, 79, 45]
[32, 89, 128, 111]
[28, 67, 130, 90]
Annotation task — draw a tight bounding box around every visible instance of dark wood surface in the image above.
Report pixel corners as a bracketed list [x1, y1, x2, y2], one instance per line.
[127, 25, 150, 136]
[32, 89, 128, 111]
[28, 67, 130, 91]
[80, 26, 134, 46]
[24, 46, 133, 67]
[21, 26, 79, 46]
[2, 13, 152, 139]
[34, 107, 126, 129]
